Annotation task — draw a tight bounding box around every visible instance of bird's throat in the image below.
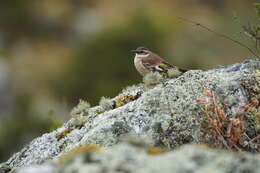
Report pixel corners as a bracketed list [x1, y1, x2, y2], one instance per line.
[135, 53, 149, 59]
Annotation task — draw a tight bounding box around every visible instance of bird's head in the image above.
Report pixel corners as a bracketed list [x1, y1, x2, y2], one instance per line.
[131, 47, 150, 55]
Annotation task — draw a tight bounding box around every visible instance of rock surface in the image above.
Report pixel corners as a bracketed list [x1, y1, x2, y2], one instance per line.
[0, 59, 259, 173]
[17, 144, 260, 173]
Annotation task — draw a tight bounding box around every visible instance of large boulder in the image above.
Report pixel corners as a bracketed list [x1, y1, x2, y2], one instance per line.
[0, 59, 259, 173]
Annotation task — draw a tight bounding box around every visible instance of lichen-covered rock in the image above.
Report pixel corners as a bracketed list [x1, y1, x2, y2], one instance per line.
[14, 144, 260, 173]
[0, 59, 259, 173]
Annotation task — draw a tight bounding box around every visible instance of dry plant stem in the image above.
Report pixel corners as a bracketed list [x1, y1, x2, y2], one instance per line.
[198, 89, 248, 151]
[255, 40, 259, 54]
[217, 128, 242, 152]
[177, 17, 260, 59]
[233, 144, 242, 152]
[243, 132, 251, 140]
[216, 128, 231, 150]
[249, 134, 260, 144]
[243, 134, 260, 147]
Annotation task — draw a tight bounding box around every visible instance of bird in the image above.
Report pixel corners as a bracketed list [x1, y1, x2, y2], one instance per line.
[131, 47, 187, 77]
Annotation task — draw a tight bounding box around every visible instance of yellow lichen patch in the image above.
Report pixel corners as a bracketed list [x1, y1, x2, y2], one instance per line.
[195, 144, 210, 148]
[56, 128, 73, 141]
[252, 111, 260, 132]
[146, 147, 165, 155]
[255, 69, 260, 78]
[58, 144, 101, 164]
[146, 84, 156, 89]
[115, 94, 135, 108]
[255, 70, 260, 89]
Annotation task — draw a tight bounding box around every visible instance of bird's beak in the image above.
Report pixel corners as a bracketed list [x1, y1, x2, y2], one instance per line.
[131, 50, 139, 53]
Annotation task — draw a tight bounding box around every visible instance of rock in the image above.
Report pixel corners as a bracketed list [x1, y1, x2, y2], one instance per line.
[15, 144, 260, 173]
[0, 59, 259, 173]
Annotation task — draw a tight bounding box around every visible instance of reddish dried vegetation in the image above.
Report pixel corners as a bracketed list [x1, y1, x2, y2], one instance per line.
[197, 89, 259, 152]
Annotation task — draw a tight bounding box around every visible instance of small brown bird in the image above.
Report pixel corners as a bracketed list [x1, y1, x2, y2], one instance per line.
[131, 47, 187, 77]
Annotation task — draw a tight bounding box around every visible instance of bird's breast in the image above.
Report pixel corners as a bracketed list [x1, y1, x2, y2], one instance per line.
[134, 57, 149, 76]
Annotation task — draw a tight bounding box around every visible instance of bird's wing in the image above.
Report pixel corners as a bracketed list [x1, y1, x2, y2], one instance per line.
[141, 54, 188, 76]
[161, 61, 188, 73]
[142, 59, 188, 78]
[142, 60, 172, 73]
[144, 63, 165, 73]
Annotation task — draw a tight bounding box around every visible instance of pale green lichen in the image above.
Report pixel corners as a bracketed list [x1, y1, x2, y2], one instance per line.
[123, 84, 143, 92]
[167, 68, 183, 78]
[70, 99, 90, 126]
[99, 96, 114, 111]
[71, 99, 90, 116]
[255, 69, 260, 93]
[143, 72, 163, 86]
[248, 107, 260, 133]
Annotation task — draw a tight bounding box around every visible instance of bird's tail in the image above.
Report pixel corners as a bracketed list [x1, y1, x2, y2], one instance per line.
[179, 68, 188, 73]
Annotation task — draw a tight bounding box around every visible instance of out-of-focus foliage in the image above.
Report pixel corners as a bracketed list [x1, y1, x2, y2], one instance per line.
[0, 0, 259, 162]
[254, 3, 260, 17]
[0, 93, 59, 161]
[49, 11, 176, 104]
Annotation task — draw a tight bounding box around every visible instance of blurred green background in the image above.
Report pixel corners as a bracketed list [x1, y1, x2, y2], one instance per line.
[0, 0, 259, 161]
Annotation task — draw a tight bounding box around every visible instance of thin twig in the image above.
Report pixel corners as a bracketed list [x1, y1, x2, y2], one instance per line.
[243, 134, 260, 148]
[176, 16, 260, 59]
[243, 132, 251, 140]
[248, 134, 260, 143]
[255, 39, 259, 54]
[233, 143, 243, 152]
[216, 129, 231, 150]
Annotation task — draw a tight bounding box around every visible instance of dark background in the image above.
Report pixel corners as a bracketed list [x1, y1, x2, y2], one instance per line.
[0, 0, 259, 161]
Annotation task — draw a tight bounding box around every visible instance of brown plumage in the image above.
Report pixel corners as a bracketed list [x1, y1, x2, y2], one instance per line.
[131, 47, 187, 77]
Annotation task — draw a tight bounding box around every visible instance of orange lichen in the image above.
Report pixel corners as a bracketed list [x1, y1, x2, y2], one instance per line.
[58, 144, 101, 164]
[146, 147, 165, 155]
[66, 145, 100, 154]
[115, 94, 135, 108]
[56, 128, 73, 141]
